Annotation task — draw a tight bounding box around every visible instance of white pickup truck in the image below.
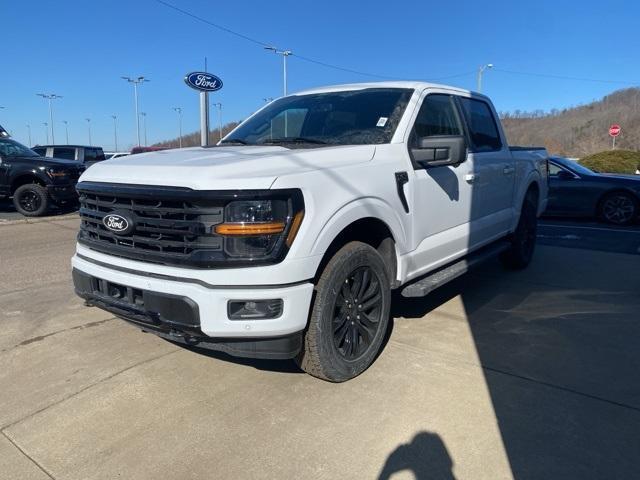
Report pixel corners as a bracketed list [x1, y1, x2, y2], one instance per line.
[72, 81, 548, 382]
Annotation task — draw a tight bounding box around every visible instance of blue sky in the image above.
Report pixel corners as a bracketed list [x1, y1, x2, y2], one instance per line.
[2, 0, 639, 150]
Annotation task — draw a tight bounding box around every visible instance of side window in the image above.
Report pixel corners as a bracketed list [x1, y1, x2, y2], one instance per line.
[32, 146, 46, 156]
[53, 147, 76, 160]
[458, 98, 503, 152]
[95, 148, 106, 161]
[84, 148, 97, 162]
[548, 163, 562, 177]
[411, 94, 462, 146]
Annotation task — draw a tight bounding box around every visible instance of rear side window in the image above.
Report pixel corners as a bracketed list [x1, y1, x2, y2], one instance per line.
[458, 98, 502, 152]
[53, 147, 76, 160]
[85, 148, 105, 162]
[411, 94, 462, 146]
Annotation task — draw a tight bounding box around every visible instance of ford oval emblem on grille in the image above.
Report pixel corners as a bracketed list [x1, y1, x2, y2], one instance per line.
[103, 213, 134, 235]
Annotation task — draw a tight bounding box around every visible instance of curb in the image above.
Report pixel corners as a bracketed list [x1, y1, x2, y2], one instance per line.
[0, 212, 79, 227]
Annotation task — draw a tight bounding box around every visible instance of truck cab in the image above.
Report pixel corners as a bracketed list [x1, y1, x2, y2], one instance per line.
[72, 82, 548, 382]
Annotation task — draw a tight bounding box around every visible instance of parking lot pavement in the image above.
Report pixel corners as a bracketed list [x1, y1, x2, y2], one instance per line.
[1, 218, 639, 479]
[538, 218, 640, 255]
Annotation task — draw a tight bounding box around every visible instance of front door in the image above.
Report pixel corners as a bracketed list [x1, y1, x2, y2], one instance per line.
[406, 92, 477, 278]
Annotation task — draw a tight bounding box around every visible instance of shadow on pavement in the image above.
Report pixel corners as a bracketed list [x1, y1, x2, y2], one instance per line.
[378, 431, 456, 480]
[394, 246, 640, 479]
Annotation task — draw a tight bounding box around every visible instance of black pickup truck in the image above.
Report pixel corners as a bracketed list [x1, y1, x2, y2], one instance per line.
[0, 132, 82, 217]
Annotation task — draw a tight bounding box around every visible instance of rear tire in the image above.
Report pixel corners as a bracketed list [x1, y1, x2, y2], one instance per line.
[598, 192, 637, 225]
[13, 183, 50, 217]
[296, 241, 391, 382]
[501, 191, 538, 270]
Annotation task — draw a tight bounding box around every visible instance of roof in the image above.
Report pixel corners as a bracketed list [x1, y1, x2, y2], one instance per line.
[33, 144, 98, 148]
[294, 81, 473, 96]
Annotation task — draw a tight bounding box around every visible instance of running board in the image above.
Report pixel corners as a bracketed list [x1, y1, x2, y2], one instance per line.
[401, 241, 510, 298]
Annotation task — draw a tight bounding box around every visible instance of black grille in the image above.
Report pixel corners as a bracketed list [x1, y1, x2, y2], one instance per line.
[78, 183, 225, 267]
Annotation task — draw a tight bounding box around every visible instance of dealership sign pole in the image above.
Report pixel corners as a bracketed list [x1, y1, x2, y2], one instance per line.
[184, 71, 223, 147]
[609, 124, 621, 150]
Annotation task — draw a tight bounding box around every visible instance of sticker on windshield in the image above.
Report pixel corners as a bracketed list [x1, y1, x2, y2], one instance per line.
[376, 117, 388, 127]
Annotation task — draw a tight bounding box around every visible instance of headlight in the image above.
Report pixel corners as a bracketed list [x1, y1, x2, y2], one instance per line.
[214, 194, 304, 261]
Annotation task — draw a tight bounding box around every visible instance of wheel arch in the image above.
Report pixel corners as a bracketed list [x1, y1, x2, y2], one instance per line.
[311, 216, 400, 288]
[10, 174, 47, 195]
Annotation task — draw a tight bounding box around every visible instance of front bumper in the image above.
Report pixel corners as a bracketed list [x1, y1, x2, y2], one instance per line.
[71, 254, 314, 358]
[47, 183, 78, 202]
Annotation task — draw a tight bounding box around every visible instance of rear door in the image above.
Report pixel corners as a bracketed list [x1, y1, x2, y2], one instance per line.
[457, 96, 514, 241]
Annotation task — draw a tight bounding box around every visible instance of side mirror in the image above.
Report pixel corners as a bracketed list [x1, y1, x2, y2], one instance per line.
[412, 136, 466, 168]
[556, 170, 576, 180]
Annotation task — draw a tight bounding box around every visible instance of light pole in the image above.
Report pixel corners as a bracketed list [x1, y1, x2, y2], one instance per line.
[85, 118, 92, 145]
[212, 103, 223, 141]
[26, 124, 32, 146]
[264, 47, 292, 96]
[140, 112, 148, 146]
[36, 93, 62, 144]
[173, 107, 183, 148]
[62, 120, 69, 144]
[477, 64, 494, 93]
[43, 122, 49, 144]
[111, 115, 118, 151]
[121, 76, 149, 146]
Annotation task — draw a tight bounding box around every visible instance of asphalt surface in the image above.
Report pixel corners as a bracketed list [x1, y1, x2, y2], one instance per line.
[0, 216, 639, 479]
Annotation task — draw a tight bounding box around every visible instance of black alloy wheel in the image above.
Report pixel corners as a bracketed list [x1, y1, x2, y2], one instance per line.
[332, 266, 383, 360]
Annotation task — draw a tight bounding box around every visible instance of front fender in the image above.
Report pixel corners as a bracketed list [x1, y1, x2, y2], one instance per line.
[308, 197, 409, 258]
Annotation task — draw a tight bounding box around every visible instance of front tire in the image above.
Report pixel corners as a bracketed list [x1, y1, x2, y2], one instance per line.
[296, 242, 391, 382]
[13, 183, 50, 217]
[501, 191, 538, 270]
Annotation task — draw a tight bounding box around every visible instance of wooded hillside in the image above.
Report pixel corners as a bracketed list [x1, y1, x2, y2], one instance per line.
[500, 87, 640, 157]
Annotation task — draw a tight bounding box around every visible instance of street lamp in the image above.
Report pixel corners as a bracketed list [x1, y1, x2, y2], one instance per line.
[477, 64, 494, 93]
[62, 120, 69, 144]
[85, 118, 92, 145]
[121, 76, 149, 146]
[140, 112, 148, 146]
[36, 93, 62, 144]
[212, 103, 223, 141]
[43, 122, 49, 144]
[111, 115, 118, 151]
[264, 47, 292, 96]
[173, 107, 183, 148]
[26, 124, 32, 146]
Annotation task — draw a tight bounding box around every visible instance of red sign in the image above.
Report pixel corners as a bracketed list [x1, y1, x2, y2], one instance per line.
[609, 124, 621, 137]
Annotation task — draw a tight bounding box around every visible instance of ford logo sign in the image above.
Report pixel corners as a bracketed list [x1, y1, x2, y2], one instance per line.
[102, 212, 134, 235]
[184, 72, 223, 92]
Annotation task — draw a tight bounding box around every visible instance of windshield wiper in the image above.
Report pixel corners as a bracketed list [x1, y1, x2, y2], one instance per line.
[261, 137, 327, 145]
[220, 138, 248, 145]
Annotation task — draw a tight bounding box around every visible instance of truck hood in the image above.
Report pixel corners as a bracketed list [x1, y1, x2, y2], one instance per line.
[80, 145, 376, 190]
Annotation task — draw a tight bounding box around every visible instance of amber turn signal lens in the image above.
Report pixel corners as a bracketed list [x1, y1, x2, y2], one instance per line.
[215, 222, 286, 236]
[286, 211, 304, 247]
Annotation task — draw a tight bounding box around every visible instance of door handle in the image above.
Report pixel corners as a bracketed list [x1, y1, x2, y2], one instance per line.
[464, 173, 477, 183]
[503, 165, 515, 175]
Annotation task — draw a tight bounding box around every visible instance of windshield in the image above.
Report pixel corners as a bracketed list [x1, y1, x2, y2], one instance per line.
[0, 138, 40, 157]
[222, 88, 413, 147]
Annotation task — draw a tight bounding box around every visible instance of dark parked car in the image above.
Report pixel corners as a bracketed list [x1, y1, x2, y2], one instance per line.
[32, 145, 106, 167]
[546, 156, 640, 225]
[0, 137, 82, 216]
